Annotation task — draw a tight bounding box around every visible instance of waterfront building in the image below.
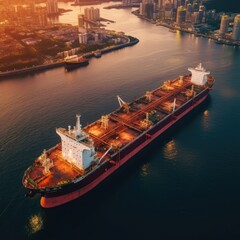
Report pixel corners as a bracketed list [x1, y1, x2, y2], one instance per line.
[185, 0, 190, 6]
[185, 3, 192, 22]
[164, 0, 173, 11]
[139, 2, 145, 15]
[158, 0, 163, 9]
[199, 4, 205, 11]
[191, 11, 200, 24]
[122, 0, 132, 5]
[232, 14, 240, 40]
[145, 2, 154, 19]
[78, 14, 84, 28]
[219, 15, 230, 35]
[176, 6, 186, 24]
[36, 8, 48, 26]
[176, 0, 185, 7]
[162, 0, 168, 8]
[198, 5, 205, 23]
[46, 0, 58, 15]
[94, 33, 99, 42]
[84, 7, 100, 21]
[78, 14, 87, 32]
[94, 8, 100, 20]
[193, 2, 199, 12]
[140, 0, 156, 19]
[78, 33, 88, 44]
[172, 0, 178, 8]
[186, 3, 192, 12]
[164, 10, 173, 20]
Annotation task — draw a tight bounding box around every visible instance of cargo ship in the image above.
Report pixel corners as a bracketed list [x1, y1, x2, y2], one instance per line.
[64, 55, 89, 71]
[22, 64, 214, 208]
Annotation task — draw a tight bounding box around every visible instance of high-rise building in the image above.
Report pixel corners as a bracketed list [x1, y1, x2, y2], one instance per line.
[78, 14, 86, 32]
[186, 3, 192, 12]
[46, 0, 58, 15]
[185, 4, 192, 22]
[122, 0, 132, 5]
[140, 0, 155, 18]
[176, 0, 184, 7]
[145, 2, 154, 19]
[94, 8, 100, 20]
[78, 14, 84, 28]
[198, 5, 205, 23]
[158, 0, 163, 9]
[192, 2, 199, 12]
[78, 33, 88, 44]
[232, 15, 240, 40]
[84, 7, 100, 21]
[36, 8, 48, 26]
[191, 11, 199, 24]
[164, 0, 173, 11]
[176, 6, 186, 24]
[219, 15, 230, 35]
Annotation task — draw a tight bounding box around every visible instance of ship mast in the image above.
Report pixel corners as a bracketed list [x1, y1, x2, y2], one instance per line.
[75, 114, 82, 137]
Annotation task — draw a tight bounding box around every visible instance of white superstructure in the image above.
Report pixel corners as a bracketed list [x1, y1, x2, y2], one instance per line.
[188, 63, 210, 86]
[56, 115, 97, 171]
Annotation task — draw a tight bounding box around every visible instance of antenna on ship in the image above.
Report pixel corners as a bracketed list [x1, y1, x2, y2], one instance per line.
[75, 114, 82, 137]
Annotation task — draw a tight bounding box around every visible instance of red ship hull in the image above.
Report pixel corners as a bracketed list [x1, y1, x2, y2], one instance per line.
[41, 88, 209, 208]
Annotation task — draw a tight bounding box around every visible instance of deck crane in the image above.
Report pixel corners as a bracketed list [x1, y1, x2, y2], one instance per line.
[117, 95, 130, 113]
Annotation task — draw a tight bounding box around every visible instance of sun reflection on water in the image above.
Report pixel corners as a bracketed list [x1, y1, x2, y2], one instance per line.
[163, 139, 178, 160]
[140, 163, 149, 177]
[26, 213, 43, 235]
[202, 110, 210, 131]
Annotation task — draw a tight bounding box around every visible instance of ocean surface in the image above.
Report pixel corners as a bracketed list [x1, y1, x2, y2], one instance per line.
[0, 2, 240, 239]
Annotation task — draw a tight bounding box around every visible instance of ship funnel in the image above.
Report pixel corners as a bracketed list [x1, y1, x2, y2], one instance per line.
[75, 114, 82, 136]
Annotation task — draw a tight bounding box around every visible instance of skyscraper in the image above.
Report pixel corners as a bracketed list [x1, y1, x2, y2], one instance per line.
[78, 33, 88, 44]
[219, 15, 229, 35]
[232, 15, 240, 40]
[84, 7, 100, 21]
[46, 0, 58, 15]
[78, 14, 86, 32]
[122, 0, 132, 5]
[176, 6, 186, 24]
[158, 0, 163, 9]
[198, 5, 205, 23]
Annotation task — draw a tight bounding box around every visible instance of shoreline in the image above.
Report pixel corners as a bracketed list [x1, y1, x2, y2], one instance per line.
[132, 10, 240, 48]
[0, 37, 139, 79]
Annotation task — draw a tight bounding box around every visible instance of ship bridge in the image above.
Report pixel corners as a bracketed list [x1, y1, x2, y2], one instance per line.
[56, 115, 97, 171]
[188, 63, 210, 86]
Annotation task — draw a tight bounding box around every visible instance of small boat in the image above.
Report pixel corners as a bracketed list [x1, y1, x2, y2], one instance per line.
[64, 55, 89, 71]
[94, 50, 102, 58]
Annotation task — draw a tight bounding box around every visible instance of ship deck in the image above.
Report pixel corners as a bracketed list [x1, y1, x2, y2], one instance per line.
[23, 75, 209, 190]
[84, 76, 201, 151]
